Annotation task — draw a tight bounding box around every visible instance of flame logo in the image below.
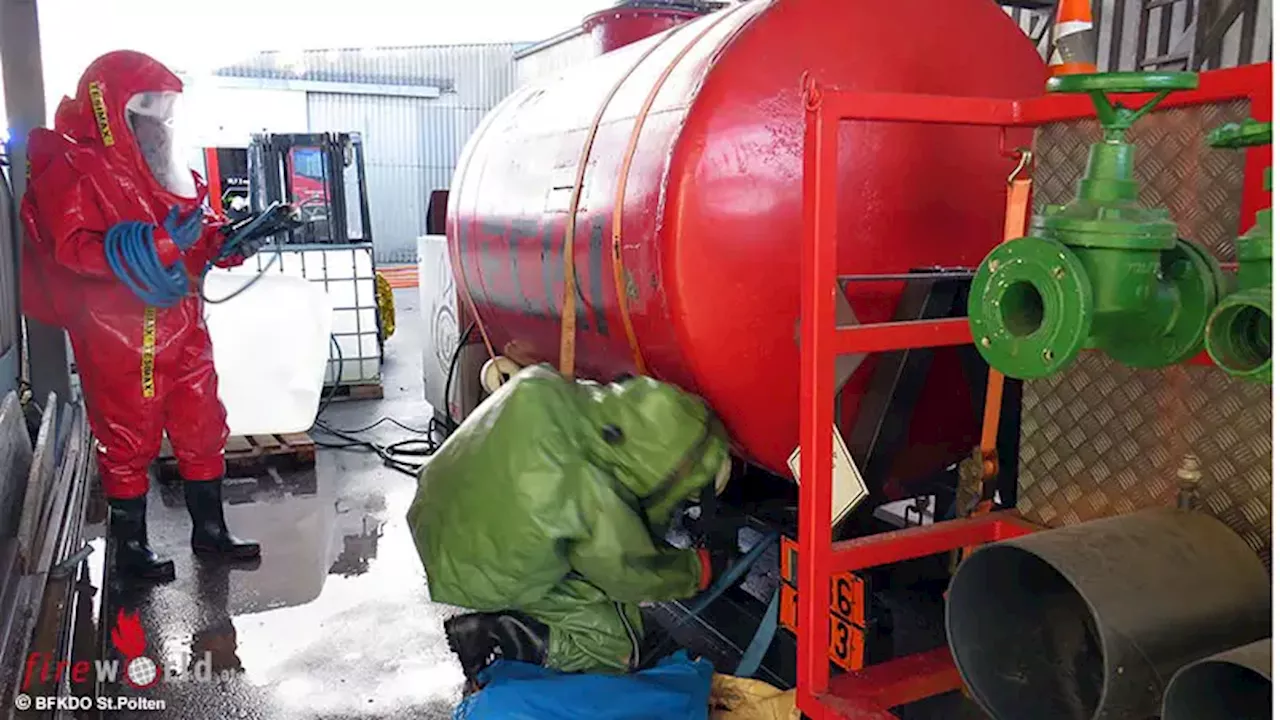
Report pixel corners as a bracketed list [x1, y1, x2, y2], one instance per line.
[110, 610, 147, 660]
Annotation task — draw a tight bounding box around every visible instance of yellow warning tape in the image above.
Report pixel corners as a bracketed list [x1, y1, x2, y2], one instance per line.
[141, 307, 157, 398]
[88, 81, 115, 147]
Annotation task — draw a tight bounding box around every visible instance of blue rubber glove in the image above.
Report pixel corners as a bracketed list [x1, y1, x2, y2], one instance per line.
[236, 234, 266, 260]
[163, 205, 203, 251]
[220, 231, 266, 262]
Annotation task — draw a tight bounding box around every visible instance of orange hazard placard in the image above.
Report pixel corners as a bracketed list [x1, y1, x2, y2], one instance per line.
[780, 537, 866, 626]
[778, 537, 866, 671]
[829, 614, 864, 671]
[778, 585, 865, 671]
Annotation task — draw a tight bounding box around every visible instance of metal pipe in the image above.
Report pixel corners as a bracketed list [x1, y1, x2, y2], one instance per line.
[1, 0, 72, 405]
[945, 508, 1270, 720]
[837, 271, 976, 283]
[1163, 638, 1271, 720]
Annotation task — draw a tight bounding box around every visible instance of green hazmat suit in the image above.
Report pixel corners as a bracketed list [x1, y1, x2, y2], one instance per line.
[407, 364, 730, 674]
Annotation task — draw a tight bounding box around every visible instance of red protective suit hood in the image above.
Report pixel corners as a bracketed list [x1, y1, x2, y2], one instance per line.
[54, 50, 192, 202]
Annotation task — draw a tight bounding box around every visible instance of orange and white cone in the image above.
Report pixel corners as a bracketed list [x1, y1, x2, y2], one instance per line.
[1049, 0, 1097, 76]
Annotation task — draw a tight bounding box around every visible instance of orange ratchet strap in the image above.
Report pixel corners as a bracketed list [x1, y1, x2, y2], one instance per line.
[558, 28, 676, 378]
[973, 149, 1032, 513]
[610, 6, 745, 376]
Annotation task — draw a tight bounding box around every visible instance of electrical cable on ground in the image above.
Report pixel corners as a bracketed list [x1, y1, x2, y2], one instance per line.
[310, 325, 473, 477]
[442, 322, 476, 431]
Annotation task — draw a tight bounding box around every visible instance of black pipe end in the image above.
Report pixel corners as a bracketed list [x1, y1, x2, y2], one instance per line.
[946, 545, 1104, 720]
[1163, 656, 1271, 720]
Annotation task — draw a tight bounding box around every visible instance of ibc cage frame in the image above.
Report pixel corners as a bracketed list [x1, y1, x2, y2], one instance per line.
[794, 62, 1271, 719]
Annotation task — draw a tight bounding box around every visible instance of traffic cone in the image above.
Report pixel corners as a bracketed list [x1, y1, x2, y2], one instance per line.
[1048, 0, 1097, 76]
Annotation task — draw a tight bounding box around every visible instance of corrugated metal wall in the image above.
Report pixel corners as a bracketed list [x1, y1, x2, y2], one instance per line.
[515, 31, 596, 86]
[1002, 0, 1271, 71]
[218, 44, 517, 264]
[306, 94, 472, 263]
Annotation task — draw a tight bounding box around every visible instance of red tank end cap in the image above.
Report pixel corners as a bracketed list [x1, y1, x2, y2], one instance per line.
[582, 5, 701, 54]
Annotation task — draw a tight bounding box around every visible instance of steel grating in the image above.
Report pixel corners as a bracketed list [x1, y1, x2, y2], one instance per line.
[1020, 101, 1272, 567]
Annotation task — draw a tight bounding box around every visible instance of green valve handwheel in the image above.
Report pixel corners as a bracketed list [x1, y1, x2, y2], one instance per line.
[1046, 71, 1199, 94]
[968, 70, 1221, 379]
[1047, 71, 1199, 141]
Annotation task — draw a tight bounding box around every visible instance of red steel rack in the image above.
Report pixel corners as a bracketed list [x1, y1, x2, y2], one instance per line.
[794, 63, 1271, 720]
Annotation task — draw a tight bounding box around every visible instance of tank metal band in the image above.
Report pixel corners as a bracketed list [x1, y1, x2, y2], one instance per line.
[610, 4, 749, 375]
[559, 22, 679, 377]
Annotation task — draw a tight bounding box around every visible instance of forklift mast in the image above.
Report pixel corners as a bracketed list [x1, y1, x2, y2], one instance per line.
[238, 132, 374, 246]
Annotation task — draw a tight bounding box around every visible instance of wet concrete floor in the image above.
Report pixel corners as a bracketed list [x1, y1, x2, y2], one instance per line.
[94, 288, 465, 719]
[68, 288, 987, 719]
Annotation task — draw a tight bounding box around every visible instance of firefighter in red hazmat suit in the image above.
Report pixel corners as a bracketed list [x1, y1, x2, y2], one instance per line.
[21, 50, 262, 582]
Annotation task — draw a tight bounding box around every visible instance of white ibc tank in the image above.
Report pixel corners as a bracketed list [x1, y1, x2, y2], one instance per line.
[203, 272, 333, 435]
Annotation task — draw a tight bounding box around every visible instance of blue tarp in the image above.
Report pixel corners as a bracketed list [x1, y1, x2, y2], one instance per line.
[453, 651, 715, 720]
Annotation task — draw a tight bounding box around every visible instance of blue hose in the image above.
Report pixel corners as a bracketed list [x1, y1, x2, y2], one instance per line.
[104, 222, 189, 308]
[106, 218, 285, 308]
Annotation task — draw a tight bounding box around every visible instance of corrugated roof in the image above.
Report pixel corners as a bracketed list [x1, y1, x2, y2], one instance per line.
[215, 43, 520, 92]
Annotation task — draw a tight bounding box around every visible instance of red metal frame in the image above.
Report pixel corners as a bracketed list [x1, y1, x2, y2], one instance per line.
[797, 63, 1271, 720]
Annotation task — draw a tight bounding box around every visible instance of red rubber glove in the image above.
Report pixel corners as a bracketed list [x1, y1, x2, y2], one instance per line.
[697, 548, 714, 591]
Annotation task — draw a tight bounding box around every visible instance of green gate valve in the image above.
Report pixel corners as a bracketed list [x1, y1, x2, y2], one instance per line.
[970, 71, 1226, 379]
[1204, 119, 1272, 383]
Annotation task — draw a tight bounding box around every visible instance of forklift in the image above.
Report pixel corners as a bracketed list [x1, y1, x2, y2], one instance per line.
[203, 132, 373, 244]
[203, 133, 391, 393]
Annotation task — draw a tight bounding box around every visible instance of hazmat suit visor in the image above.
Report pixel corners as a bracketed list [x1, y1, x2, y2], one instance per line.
[125, 91, 196, 198]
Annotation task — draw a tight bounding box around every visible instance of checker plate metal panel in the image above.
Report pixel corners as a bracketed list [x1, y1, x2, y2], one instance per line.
[1020, 101, 1272, 567]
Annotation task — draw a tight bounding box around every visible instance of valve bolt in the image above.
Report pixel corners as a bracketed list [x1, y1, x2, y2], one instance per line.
[1053, 266, 1066, 279]
[1042, 349, 1055, 362]
[1176, 454, 1203, 511]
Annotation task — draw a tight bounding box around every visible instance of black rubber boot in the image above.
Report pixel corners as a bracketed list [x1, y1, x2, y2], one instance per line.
[184, 478, 261, 560]
[108, 497, 176, 582]
[444, 612, 550, 691]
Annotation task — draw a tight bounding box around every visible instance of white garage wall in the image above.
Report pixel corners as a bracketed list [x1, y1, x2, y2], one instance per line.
[182, 78, 309, 149]
[207, 43, 517, 265]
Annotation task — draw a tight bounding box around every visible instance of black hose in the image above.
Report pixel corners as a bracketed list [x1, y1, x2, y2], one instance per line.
[442, 322, 476, 432]
[308, 321, 476, 477]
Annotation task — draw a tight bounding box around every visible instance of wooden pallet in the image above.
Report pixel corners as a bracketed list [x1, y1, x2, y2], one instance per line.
[155, 432, 316, 483]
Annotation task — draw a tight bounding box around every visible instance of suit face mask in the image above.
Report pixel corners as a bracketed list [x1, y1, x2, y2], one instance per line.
[125, 91, 196, 198]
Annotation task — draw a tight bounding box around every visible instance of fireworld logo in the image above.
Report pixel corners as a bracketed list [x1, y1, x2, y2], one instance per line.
[22, 610, 231, 691]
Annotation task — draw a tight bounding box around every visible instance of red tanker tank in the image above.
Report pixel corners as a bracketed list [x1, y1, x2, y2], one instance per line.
[449, 0, 1045, 479]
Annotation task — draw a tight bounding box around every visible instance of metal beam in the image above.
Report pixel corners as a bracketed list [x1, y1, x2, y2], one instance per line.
[204, 75, 443, 99]
[1, 0, 71, 404]
[1196, 0, 1247, 69]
